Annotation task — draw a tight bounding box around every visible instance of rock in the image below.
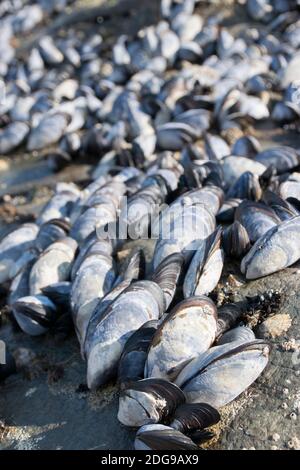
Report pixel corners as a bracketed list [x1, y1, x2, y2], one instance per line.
[256, 313, 292, 339]
[214, 268, 300, 450]
[287, 437, 300, 450]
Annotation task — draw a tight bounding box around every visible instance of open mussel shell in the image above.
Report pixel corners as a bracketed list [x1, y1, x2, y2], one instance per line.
[170, 403, 220, 434]
[118, 377, 185, 427]
[145, 296, 217, 381]
[222, 221, 251, 259]
[241, 215, 300, 279]
[12, 295, 58, 336]
[151, 252, 184, 309]
[134, 424, 198, 450]
[175, 340, 270, 408]
[41, 281, 71, 309]
[118, 320, 158, 388]
[183, 227, 224, 297]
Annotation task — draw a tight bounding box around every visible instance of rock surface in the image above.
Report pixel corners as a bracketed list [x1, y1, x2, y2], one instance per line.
[1, 0, 300, 451]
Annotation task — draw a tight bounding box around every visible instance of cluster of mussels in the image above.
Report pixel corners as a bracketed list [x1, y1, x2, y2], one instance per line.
[1, 0, 300, 450]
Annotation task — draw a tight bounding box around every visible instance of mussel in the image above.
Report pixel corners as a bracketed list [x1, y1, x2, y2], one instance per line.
[241, 215, 300, 279]
[118, 378, 185, 427]
[176, 340, 270, 408]
[145, 296, 217, 381]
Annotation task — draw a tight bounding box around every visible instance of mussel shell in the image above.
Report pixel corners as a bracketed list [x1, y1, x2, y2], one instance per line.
[41, 282, 71, 309]
[217, 198, 242, 223]
[272, 101, 300, 123]
[170, 403, 220, 434]
[0, 223, 39, 284]
[37, 183, 80, 225]
[70, 233, 112, 281]
[156, 122, 198, 151]
[235, 200, 280, 243]
[174, 109, 210, 137]
[222, 156, 266, 188]
[183, 228, 223, 297]
[27, 112, 70, 151]
[262, 190, 299, 221]
[85, 281, 165, 389]
[70, 202, 117, 245]
[145, 296, 217, 381]
[0, 121, 29, 154]
[153, 202, 216, 269]
[118, 377, 185, 427]
[222, 221, 251, 259]
[118, 320, 158, 387]
[241, 215, 300, 279]
[35, 218, 70, 252]
[115, 249, 145, 286]
[231, 135, 261, 158]
[71, 250, 116, 345]
[216, 301, 246, 338]
[8, 257, 36, 306]
[255, 146, 300, 174]
[226, 171, 262, 201]
[151, 253, 184, 309]
[279, 181, 300, 201]
[134, 424, 198, 450]
[29, 237, 77, 295]
[205, 133, 230, 161]
[217, 326, 255, 345]
[176, 340, 270, 408]
[12, 295, 58, 336]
